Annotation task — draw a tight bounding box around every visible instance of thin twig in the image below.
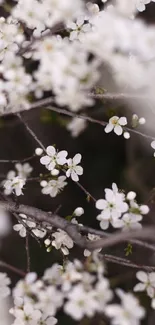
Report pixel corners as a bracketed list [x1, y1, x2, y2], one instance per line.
[0, 154, 35, 164]
[17, 113, 46, 151]
[25, 233, 30, 273]
[103, 254, 155, 272]
[0, 260, 26, 277]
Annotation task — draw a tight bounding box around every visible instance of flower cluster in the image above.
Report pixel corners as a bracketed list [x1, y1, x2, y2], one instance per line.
[96, 183, 149, 230]
[40, 146, 83, 183]
[13, 214, 47, 238]
[3, 163, 33, 196]
[0, 273, 11, 298]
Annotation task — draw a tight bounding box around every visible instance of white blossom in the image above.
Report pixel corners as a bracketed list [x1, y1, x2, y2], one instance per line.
[73, 207, 84, 217]
[0, 273, 11, 298]
[105, 116, 127, 136]
[40, 146, 67, 171]
[67, 117, 87, 137]
[64, 284, 98, 320]
[67, 17, 91, 42]
[41, 176, 67, 197]
[134, 271, 155, 298]
[52, 229, 74, 255]
[66, 153, 83, 182]
[106, 289, 145, 325]
[15, 163, 33, 179]
[96, 183, 128, 230]
[4, 176, 25, 196]
[13, 214, 46, 238]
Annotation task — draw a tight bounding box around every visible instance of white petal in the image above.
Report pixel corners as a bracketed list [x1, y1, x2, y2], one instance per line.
[71, 171, 79, 182]
[40, 156, 51, 165]
[96, 199, 107, 210]
[73, 153, 82, 165]
[114, 125, 122, 135]
[119, 117, 127, 126]
[151, 141, 155, 149]
[100, 220, 109, 229]
[134, 283, 146, 292]
[136, 271, 148, 283]
[75, 166, 83, 175]
[104, 124, 114, 133]
[46, 146, 56, 156]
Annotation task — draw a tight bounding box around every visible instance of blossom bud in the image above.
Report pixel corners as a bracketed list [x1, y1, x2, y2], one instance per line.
[139, 117, 146, 125]
[123, 132, 130, 139]
[35, 148, 43, 156]
[44, 238, 51, 246]
[73, 207, 84, 217]
[51, 169, 59, 176]
[140, 205, 149, 214]
[40, 180, 47, 187]
[127, 191, 136, 201]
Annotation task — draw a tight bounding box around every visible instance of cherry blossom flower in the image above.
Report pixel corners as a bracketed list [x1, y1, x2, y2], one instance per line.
[40, 146, 68, 171]
[134, 271, 155, 298]
[13, 214, 46, 238]
[52, 229, 74, 255]
[67, 117, 87, 137]
[4, 176, 25, 196]
[106, 289, 145, 325]
[15, 163, 33, 179]
[64, 284, 98, 320]
[66, 153, 83, 182]
[0, 273, 11, 298]
[151, 140, 155, 156]
[67, 16, 91, 42]
[96, 183, 128, 230]
[104, 116, 127, 136]
[12, 303, 42, 325]
[120, 213, 143, 231]
[41, 176, 67, 197]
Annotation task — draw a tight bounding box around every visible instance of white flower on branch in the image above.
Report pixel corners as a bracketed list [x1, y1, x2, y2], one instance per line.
[4, 176, 25, 196]
[51, 229, 74, 255]
[66, 153, 83, 182]
[41, 176, 67, 197]
[67, 117, 87, 137]
[0, 273, 11, 298]
[12, 303, 42, 325]
[106, 289, 145, 325]
[104, 116, 127, 136]
[15, 163, 33, 179]
[67, 16, 91, 42]
[40, 146, 68, 171]
[96, 183, 128, 230]
[13, 214, 46, 238]
[64, 284, 98, 320]
[134, 271, 155, 298]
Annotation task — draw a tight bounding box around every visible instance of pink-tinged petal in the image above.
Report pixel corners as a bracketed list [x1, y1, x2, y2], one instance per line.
[75, 166, 83, 175]
[40, 156, 51, 165]
[71, 170, 79, 182]
[114, 125, 122, 135]
[73, 153, 82, 165]
[66, 169, 71, 178]
[96, 199, 107, 210]
[46, 146, 56, 156]
[104, 124, 114, 133]
[100, 220, 109, 230]
[134, 283, 146, 292]
[119, 117, 127, 126]
[136, 271, 148, 283]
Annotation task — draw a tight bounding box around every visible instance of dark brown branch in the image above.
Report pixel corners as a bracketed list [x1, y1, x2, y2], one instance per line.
[0, 260, 26, 277]
[25, 233, 30, 273]
[0, 200, 155, 251]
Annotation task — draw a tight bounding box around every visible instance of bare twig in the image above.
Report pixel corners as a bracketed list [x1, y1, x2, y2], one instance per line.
[17, 113, 46, 151]
[0, 154, 35, 164]
[0, 260, 26, 277]
[25, 233, 30, 273]
[103, 254, 155, 272]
